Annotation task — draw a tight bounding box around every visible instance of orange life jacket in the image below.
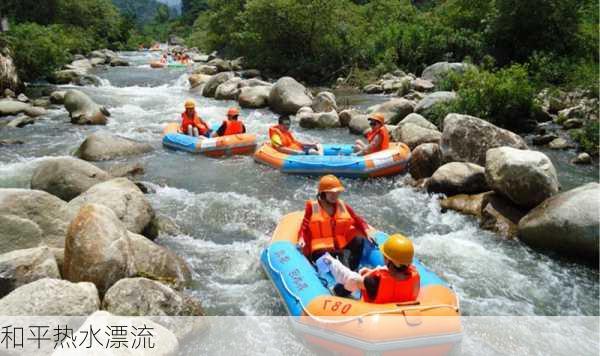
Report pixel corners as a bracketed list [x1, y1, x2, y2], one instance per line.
[365, 126, 390, 153]
[223, 120, 244, 135]
[180, 112, 209, 136]
[307, 199, 354, 253]
[269, 125, 303, 151]
[361, 266, 420, 304]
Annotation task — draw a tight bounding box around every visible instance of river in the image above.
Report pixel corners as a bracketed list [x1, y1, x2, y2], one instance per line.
[0, 51, 598, 354]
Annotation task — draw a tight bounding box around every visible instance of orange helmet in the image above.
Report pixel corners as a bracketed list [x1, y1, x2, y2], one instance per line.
[227, 107, 240, 117]
[318, 174, 345, 193]
[368, 112, 385, 125]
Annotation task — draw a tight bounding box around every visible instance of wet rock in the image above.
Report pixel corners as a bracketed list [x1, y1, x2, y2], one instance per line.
[314, 111, 340, 128]
[75, 132, 153, 161]
[103, 278, 203, 316]
[143, 214, 181, 240]
[32, 97, 51, 108]
[441, 114, 528, 165]
[64, 89, 110, 125]
[16, 93, 28, 102]
[427, 162, 489, 196]
[31, 157, 111, 201]
[518, 183, 600, 264]
[440, 192, 488, 217]
[382, 77, 410, 95]
[207, 58, 231, 72]
[479, 193, 527, 239]
[50, 247, 64, 277]
[3, 89, 16, 98]
[391, 123, 442, 149]
[90, 57, 106, 66]
[398, 113, 438, 131]
[415, 91, 457, 116]
[193, 65, 218, 75]
[421, 62, 474, 83]
[411, 78, 435, 92]
[108, 162, 145, 178]
[214, 77, 242, 100]
[50, 90, 67, 104]
[548, 137, 575, 150]
[65, 59, 92, 71]
[268, 77, 313, 115]
[0, 278, 99, 316]
[66, 178, 155, 235]
[0, 189, 69, 254]
[230, 57, 244, 71]
[0, 139, 24, 145]
[6, 115, 35, 128]
[409, 143, 442, 180]
[339, 109, 361, 127]
[202, 72, 234, 98]
[557, 105, 585, 120]
[0, 99, 45, 117]
[311, 91, 337, 113]
[485, 147, 559, 208]
[51, 69, 86, 85]
[363, 84, 383, 94]
[532, 134, 558, 146]
[367, 98, 415, 125]
[188, 73, 211, 88]
[238, 86, 270, 108]
[572, 152, 592, 165]
[348, 114, 370, 135]
[562, 118, 584, 129]
[0, 246, 61, 297]
[109, 57, 129, 67]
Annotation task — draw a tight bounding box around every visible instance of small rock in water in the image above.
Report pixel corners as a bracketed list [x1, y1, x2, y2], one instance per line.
[562, 118, 584, 130]
[572, 152, 592, 165]
[0, 139, 24, 145]
[548, 137, 575, 150]
[532, 134, 558, 146]
[16, 93, 29, 102]
[6, 115, 35, 128]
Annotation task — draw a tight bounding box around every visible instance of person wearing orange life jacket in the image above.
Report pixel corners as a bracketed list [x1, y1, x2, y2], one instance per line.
[269, 115, 323, 155]
[215, 107, 246, 137]
[298, 175, 375, 272]
[180, 99, 210, 138]
[321, 234, 420, 303]
[353, 113, 390, 156]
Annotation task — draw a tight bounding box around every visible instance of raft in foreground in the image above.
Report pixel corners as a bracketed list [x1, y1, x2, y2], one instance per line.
[162, 123, 257, 157]
[253, 143, 411, 177]
[260, 212, 462, 354]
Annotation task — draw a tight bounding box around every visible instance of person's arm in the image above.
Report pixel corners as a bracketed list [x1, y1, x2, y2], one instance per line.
[362, 274, 380, 300]
[271, 134, 305, 155]
[297, 202, 313, 255]
[241, 123, 246, 134]
[215, 122, 226, 137]
[357, 133, 382, 156]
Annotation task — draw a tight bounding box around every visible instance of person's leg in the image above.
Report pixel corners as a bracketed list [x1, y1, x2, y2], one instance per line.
[187, 126, 194, 136]
[341, 237, 364, 271]
[192, 127, 199, 137]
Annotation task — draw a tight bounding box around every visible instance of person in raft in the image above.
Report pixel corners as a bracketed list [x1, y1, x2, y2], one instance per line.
[269, 115, 323, 155]
[180, 99, 210, 138]
[297, 175, 375, 276]
[321, 234, 420, 303]
[214, 107, 246, 137]
[353, 112, 390, 156]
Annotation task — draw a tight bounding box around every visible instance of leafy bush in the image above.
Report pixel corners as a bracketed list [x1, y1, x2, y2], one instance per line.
[570, 121, 600, 155]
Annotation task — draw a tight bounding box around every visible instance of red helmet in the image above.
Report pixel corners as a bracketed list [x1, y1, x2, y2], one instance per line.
[227, 107, 240, 118]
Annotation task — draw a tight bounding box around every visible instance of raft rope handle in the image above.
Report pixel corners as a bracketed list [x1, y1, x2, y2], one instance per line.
[265, 246, 459, 325]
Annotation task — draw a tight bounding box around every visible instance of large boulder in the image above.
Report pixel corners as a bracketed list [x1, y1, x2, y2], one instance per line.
[193, 65, 218, 75]
[440, 192, 488, 217]
[238, 78, 271, 88]
[75, 132, 153, 161]
[415, 91, 457, 116]
[30, 157, 111, 201]
[305, 110, 340, 129]
[411, 78, 435, 92]
[383, 77, 411, 96]
[188, 73, 212, 88]
[398, 113, 438, 131]
[479, 193, 528, 239]
[202, 72, 234, 98]
[348, 114, 370, 135]
[214, 77, 242, 100]
[409, 143, 442, 180]
[312, 91, 337, 113]
[0, 278, 99, 315]
[421, 62, 474, 83]
[363, 84, 383, 94]
[50, 90, 67, 105]
[0, 189, 69, 254]
[66, 59, 93, 70]
[367, 98, 414, 124]
[338, 109, 361, 127]
[0, 99, 45, 117]
[109, 57, 130, 67]
[391, 123, 442, 149]
[441, 114, 528, 165]
[66, 178, 154, 235]
[518, 183, 600, 263]
[64, 89, 110, 125]
[485, 147, 559, 208]
[238, 86, 270, 108]
[268, 77, 313, 115]
[0, 246, 61, 297]
[427, 162, 489, 196]
[207, 58, 231, 72]
[64, 204, 190, 294]
[51, 69, 85, 84]
[103, 278, 203, 316]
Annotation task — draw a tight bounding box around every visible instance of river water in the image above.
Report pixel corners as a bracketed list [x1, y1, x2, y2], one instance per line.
[0, 51, 598, 354]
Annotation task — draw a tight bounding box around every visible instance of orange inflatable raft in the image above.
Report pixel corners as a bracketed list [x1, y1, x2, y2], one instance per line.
[162, 123, 257, 157]
[254, 142, 411, 178]
[261, 212, 462, 354]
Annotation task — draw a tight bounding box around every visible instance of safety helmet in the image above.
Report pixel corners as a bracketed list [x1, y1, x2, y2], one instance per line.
[368, 113, 385, 125]
[227, 107, 240, 117]
[184, 99, 196, 109]
[380, 234, 414, 267]
[318, 174, 345, 193]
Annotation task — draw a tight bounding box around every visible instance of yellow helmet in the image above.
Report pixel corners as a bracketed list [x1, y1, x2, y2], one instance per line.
[184, 99, 196, 109]
[380, 234, 414, 267]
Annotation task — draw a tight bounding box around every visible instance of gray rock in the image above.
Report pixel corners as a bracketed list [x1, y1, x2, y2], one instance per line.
[3, 89, 16, 98]
[415, 91, 457, 115]
[440, 192, 488, 217]
[268, 77, 313, 115]
[532, 134, 558, 146]
[558, 105, 585, 120]
[398, 113, 438, 131]
[143, 214, 181, 240]
[193, 65, 218, 75]
[311, 91, 337, 113]
[427, 162, 489, 196]
[348, 114, 370, 135]
[214, 77, 242, 100]
[562, 118, 584, 129]
[238, 86, 270, 108]
[0, 139, 24, 145]
[421, 62, 474, 83]
[441, 114, 528, 165]
[0, 246, 60, 297]
[32, 97, 51, 108]
[485, 147, 559, 208]
[314, 110, 340, 128]
[238, 78, 271, 88]
[51, 69, 86, 85]
[90, 57, 106, 66]
[6, 115, 35, 128]
[391, 123, 442, 149]
[411, 78, 435, 92]
[572, 152, 592, 165]
[31, 157, 111, 201]
[548, 137, 575, 150]
[103, 278, 203, 316]
[108, 162, 145, 178]
[75, 132, 153, 161]
[0, 99, 45, 117]
[16, 93, 28, 102]
[50, 90, 67, 104]
[230, 57, 244, 71]
[479, 193, 528, 239]
[188, 73, 212, 88]
[338, 109, 361, 127]
[0, 189, 69, 254]
[0, 49, 21, 94]
[518, 183, 600, 263]
[66, 59, 92, 70]
[64, 89, 110, 125]
[202, 72, 234, 98]
[409, 143, 442, 180]
[109, 57, 129, 67]
[367, 98, 415, 124]
[66, 178, 154, 235]
[0, 278, 99, 316]
[239, 69, 261, 78]
[363, 84, 383, 94]
[382, 77, 411, 95]
[207, 58, 231, 72]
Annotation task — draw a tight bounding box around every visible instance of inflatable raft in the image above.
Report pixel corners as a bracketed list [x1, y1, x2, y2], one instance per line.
[261, 212, 462, 354]
[253, 143, 411, 178]
[162, 122, 257, 157]
[150, 61, 166, 69]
